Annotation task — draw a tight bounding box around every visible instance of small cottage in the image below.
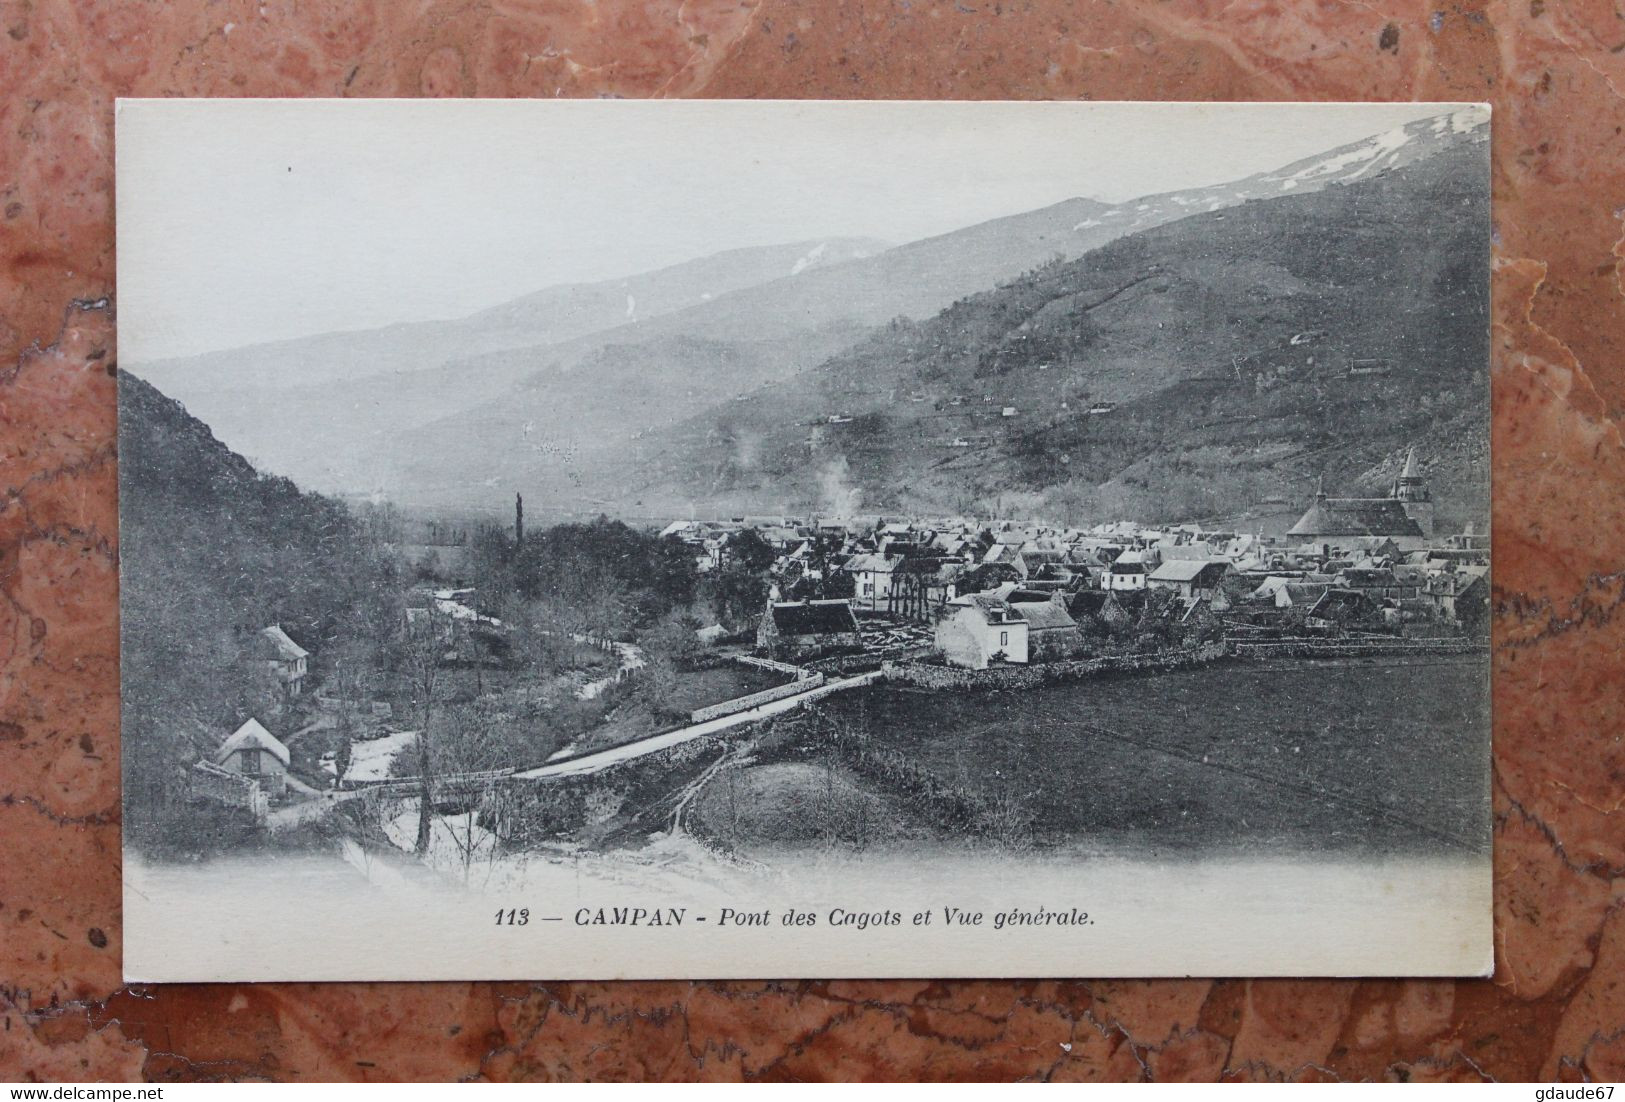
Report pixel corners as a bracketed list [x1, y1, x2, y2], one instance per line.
[757, 600, 862, 659]
[254, 624, 309, 699]
[1146, 559, 1230, 601]
[214, 718, 290, 796]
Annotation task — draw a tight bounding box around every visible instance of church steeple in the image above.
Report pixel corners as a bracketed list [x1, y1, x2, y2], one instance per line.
[1394, 448, 1429, 503]
[1393, 447, 1434, 538]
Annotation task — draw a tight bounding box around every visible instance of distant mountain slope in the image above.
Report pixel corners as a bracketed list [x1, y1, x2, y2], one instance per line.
[125, 236, 886, 490]
[133, 236, 888, 395]
[606, 116, 1490, 529]
[376, 109, 1487, 514]
[384, 323, 873, 508]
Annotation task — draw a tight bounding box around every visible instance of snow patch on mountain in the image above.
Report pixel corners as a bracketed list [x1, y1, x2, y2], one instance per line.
[1438, 105, 1490, 134]
[791, 242, 830, 276]
[1274, 124, 1413, 188]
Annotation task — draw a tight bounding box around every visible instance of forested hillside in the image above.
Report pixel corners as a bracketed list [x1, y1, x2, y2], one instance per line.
[616, 122, 1489, 530]
[119, 373, 400, 844]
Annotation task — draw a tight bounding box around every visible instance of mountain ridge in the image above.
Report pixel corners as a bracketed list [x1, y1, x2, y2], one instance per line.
[131, 235, 890, 394]
[125, 108, 1488, 519]
[592, 117, 1490, 530]
[369, 110, 1486, 514]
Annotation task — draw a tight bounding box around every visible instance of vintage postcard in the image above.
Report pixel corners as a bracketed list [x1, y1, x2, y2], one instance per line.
[116, 99, 1492, 981]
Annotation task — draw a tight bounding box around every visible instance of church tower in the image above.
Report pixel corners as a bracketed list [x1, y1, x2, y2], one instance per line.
[1393, 448, 1434, 537]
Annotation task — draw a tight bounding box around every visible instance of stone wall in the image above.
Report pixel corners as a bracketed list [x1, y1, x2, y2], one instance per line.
[735, 654, 813, 679]
[797, 670, 883, 702]
[881, 637, 1484, 691]
[190, 761, 268, 823]
[689, 672, 827, 723]
[807, 645, 932, 677]
[1231, 639, 1488, 659]
[882, 642, 1229, 691]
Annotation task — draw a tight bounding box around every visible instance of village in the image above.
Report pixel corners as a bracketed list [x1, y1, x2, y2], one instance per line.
[184, 444, 1488, 858]
[697, 449, 1486, 671]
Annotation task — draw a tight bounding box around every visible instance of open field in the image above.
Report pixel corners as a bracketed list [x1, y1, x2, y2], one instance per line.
[730, 656, 1488, 860]
[662, 663, 790, 715]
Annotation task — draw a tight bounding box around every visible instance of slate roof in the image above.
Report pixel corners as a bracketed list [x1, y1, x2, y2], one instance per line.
[844, 553, 901, 574]
[254, 624, 308, 662]
[956, 594, 1026, 624]
[1425, 572, 1487, 598]
[1157, 544, 1221, 561]
[1338, 568, 1402, 588]
[1015, 601, 1079, 633]
[1288, 497, 1425, 538]
[1148, 560, 1228, 583]
[1019, 549, 1066, 569]
[770, 600, 860, 637]
[215, 718, 291, 768]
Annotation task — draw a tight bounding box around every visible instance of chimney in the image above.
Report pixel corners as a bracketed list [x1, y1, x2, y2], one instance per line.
[515, 493, 524, 547]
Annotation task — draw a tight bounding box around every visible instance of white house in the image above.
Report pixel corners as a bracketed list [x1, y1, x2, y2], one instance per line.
[845, 553, 902, 612]
[1102, 551, 1148, 591]
[935, 595, 1029, 669]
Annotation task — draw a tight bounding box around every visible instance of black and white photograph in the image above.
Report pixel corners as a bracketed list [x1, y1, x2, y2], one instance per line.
[116, 99, 1492, 981]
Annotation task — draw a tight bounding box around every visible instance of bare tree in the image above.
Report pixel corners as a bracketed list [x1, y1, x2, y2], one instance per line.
[423, 703, 538, 881]
[441, 788, 496, 885]
[399, 606, 448, 854]
[574, 559, 632, 648]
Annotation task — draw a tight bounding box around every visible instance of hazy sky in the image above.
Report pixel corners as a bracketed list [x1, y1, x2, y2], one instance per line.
[118, 99, 1466, 361]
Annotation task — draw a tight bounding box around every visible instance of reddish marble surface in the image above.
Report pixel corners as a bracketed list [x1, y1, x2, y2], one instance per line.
[2, 0, 1622, 1082]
